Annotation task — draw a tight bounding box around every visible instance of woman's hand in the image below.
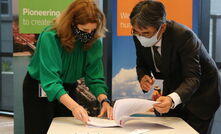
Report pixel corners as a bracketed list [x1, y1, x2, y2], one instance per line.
[71, 105, 89, 123]
[59, 94, 89, 123]
[98, 102, 113, 120]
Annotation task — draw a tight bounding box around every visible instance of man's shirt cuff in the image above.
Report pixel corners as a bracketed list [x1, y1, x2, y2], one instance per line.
[168, 92, 182, 109]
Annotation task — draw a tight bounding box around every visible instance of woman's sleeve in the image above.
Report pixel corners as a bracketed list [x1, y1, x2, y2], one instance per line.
[84, 39, 108, 97]
[39, 32, 67, 102]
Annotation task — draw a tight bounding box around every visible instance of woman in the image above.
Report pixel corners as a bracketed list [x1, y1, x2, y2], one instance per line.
[23, 0, 112, 134]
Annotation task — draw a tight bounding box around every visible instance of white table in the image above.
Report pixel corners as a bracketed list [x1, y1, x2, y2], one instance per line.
[47, 117, 198, 134]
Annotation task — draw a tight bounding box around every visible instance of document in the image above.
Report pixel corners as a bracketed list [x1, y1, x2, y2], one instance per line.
[87, 98, 159, 127]
[113, 98, 159, 124]
[87, 117, 118, 127]
[129, 129, 150, 134]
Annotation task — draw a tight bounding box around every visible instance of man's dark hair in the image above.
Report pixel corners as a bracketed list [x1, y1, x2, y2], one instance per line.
[130, 0, 166, 30]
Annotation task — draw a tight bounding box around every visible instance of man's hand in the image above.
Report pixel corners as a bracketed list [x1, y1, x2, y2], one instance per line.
[153, 96, 173, 114]
[98, 102, 113, 120]
[140, 75, 155, 91]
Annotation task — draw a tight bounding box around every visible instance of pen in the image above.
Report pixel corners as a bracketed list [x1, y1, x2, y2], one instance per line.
[152, 86, 162, 117]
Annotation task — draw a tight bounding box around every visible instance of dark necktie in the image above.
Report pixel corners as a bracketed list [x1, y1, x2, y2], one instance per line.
[153, 46, 162, 71]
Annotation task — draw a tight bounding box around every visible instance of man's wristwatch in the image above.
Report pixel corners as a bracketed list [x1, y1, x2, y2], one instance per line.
[100, 98, 111, 106]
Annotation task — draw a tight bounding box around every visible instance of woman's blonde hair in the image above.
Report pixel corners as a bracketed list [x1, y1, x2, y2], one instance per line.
[52, 0, 107, 51]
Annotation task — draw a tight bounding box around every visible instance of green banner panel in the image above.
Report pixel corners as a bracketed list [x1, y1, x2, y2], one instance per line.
[19, 0, 74, 33]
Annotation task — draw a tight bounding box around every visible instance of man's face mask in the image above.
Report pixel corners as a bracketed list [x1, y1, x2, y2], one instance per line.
[72, 25, 95, 44]
[136, 26, 162, 47]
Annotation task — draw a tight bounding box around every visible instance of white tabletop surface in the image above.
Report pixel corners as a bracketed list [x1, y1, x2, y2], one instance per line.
[47, 116, 198, 134]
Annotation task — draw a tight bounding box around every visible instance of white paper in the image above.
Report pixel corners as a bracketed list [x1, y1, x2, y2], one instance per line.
[87, 98, 159, 128]
[113, 98, 159, 123]
[87, 117, 119, 127]
[129, 129, 150, 134]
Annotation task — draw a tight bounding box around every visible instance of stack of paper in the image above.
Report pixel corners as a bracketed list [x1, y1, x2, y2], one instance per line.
[88, 98, 159, 127]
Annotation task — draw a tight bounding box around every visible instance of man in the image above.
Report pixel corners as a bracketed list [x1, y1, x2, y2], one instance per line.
[129, 1, 220, 134]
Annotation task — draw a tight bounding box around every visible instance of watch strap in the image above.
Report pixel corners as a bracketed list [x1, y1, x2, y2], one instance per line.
[100, 98, 111, 106]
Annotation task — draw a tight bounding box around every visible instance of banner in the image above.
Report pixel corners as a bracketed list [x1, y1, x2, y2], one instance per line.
[117, 0, 142, 36]
[117, 0, 192, 36]
[19, 0, 73, 33]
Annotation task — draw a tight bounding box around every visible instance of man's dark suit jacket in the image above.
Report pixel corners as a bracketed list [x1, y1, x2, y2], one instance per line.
[133, 20, 220, 120]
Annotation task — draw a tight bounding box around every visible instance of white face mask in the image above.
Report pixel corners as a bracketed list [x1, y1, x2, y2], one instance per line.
[136, 26, 161, 47]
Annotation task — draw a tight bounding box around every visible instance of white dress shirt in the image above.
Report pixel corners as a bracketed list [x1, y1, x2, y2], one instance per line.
[151, 40, 182, 108]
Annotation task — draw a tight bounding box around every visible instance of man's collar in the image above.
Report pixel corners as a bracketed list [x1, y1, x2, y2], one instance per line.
[155, 39, 162, 47]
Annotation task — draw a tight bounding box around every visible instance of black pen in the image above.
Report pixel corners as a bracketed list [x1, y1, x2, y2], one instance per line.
[153, 86, 162, 117]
